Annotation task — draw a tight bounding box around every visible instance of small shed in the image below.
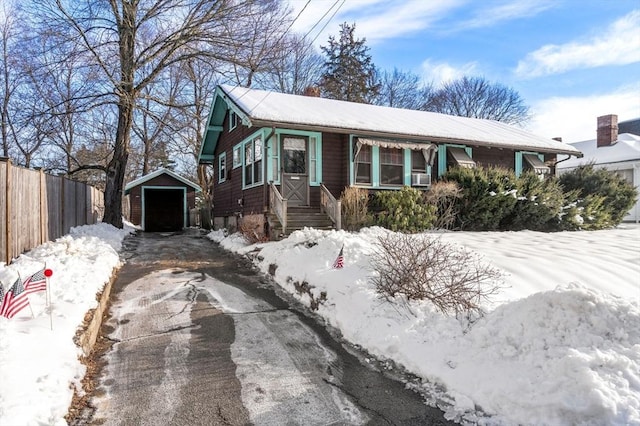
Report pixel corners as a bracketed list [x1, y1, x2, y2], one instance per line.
[124, 168, 201, 231]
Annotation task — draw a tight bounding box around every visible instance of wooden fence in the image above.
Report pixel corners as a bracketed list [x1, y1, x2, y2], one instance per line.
[0, 158, 104, 265]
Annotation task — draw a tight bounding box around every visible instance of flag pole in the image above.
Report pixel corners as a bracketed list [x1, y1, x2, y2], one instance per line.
[45, 263, 53, 331]
[20, 272, 35, 319]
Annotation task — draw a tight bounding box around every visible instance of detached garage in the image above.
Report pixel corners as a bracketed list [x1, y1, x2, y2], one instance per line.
[125, 168, 201, 231]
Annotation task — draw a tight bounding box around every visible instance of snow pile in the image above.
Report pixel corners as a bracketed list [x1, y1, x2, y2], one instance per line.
[209, 226, 640, 425]
[0, 223, 133, 425]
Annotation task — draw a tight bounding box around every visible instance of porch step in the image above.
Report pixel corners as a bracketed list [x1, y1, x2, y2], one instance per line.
[268, 207, 335, 239]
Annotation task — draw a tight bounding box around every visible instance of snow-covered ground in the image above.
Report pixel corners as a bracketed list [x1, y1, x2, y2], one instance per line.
[0, 223, 638, 425]
[210, 225, 640, 425]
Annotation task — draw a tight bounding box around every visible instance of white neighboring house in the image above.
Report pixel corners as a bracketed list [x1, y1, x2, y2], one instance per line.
[557, 114, 640, 222]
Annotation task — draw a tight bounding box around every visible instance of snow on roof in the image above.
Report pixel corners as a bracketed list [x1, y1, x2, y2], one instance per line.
[557, 133, 640, 169]
[124, 168, 201, 194]
[219, 85, 581, 155]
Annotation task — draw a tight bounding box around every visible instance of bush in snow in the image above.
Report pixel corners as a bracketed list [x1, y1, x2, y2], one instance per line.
[340, 186, 371, 231]
[239, 214, 268, 243]
[559, 164, 637, 229]
[501, 172, 565, 231]
[370, 232, 503, 315]
[370, 186, 436, 233]
[423, 180, 462, 230]
[443, 166, 517, 231]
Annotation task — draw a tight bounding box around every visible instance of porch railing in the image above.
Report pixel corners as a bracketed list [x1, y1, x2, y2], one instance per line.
[269, 182, 287, 235]
[320, 183, 341, 230]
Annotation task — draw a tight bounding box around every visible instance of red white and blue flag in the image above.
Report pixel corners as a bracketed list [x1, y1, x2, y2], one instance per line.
[24, 268, 47, 295]
[0, 277, 30, 318]
[332, 246, 344, 269]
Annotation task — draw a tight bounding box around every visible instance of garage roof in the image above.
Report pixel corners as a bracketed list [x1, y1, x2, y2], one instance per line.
[124, 168, 201, 195]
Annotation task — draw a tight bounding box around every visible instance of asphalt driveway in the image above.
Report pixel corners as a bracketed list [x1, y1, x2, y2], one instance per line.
[84, 230, 455, 425]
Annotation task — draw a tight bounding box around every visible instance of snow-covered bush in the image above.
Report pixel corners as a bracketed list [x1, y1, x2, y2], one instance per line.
[443, 166, 518, 231]
[370, 232, 503, 315]
[559, 164, 637, 229]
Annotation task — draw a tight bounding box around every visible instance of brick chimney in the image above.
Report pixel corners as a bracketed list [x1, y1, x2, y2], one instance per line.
[302, 86, 320, 97]
[597, 114, 618, 147]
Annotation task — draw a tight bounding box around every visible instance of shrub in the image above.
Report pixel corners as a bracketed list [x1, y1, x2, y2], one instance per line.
[370, 232, 503, 316]
[444, 166, 518, 230]
[239, 214, 268, 244]
[559, 164, 637, 228]
[501, 172, 565, 231]
[424, 181, 462, 230]
[370, 186, 436, 233]
[340, 186, 370, 231]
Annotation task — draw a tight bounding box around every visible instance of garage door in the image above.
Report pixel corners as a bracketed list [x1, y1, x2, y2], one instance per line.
[144, 188, 184, 232]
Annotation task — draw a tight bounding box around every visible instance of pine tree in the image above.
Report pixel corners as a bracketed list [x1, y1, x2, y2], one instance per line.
[320, 23, 379, 103]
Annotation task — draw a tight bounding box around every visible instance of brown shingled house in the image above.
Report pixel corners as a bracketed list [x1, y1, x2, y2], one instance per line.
[198, 85, 582, 238]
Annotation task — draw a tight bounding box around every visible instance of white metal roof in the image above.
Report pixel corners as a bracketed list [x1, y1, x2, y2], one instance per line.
[219, 85, 581, 156]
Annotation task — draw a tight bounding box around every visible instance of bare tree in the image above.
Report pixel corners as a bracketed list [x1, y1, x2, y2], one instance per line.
[423, 76, 530, 125]
[256, 33, 324, 94]
[30, 0, 253, 228]
[375, 68, 432, 110]
[222, 0, 293, 87]
[172, 57, 221, 207]
[0, 3, 21, 158]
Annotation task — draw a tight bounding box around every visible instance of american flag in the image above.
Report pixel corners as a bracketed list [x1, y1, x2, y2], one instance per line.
[332, 246, 344, 269]
[0, 277, 30, 319]
[24, 268, 47, 294]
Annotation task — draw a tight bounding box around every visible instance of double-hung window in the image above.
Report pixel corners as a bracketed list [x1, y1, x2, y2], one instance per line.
[380, 147, 403, 186]
[218, 152, 226, 183]
[355, 144, 372, 184]
[244, 136, 263, 187]
[232, 145, 242, 169]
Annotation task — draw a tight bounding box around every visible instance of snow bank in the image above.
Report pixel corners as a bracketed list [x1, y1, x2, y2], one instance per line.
[208, 226, 640, 425]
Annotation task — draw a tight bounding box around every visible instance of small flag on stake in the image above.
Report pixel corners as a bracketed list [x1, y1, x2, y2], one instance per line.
[333, 245, 344, 269]
[0, 277, 31, 319]
[24, 268, 47, 295]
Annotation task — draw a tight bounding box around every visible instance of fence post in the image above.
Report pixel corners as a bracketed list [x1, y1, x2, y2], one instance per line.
[2, 157, 10, 265]
[40, 168, 46, 245]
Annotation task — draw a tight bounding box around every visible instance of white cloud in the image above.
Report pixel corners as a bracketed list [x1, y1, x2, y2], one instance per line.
[287, 0, 463, 45]
[516, 10, 640, 78]
[420, 60, 478, 86]
[526, 83, 640, 142]
[454, 0, 556, 31]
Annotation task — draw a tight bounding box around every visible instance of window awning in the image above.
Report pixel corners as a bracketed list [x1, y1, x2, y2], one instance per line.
[523, 154, 550, 174]
[355, 137, 437, 165]
[448, 147, 476, 168]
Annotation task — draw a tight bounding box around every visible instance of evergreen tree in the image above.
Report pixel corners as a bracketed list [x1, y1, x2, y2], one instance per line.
[320, 23, 379, 103]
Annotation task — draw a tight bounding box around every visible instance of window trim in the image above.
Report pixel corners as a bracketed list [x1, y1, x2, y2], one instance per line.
[515, 151, 548, 177]
[273, 129, 322, 186]
[228, 110, 238, 131]
[242, 133, 263, 189]
[438, 144, 474, 177]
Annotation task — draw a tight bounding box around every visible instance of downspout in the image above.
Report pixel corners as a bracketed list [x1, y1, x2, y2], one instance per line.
[552, 152, 583, 176]
[263, 126, 276, 211]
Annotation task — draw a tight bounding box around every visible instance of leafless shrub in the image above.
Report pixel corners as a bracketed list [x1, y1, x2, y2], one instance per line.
[424, 181, 462, 230]
[341, 186, 370, 231]
[239, 214, 268, 244]
[370, 232, 503, 315]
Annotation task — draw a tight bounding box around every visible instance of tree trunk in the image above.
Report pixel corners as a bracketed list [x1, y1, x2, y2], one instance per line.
[103, 0, 136, 228]
[103, 100, 133, 228]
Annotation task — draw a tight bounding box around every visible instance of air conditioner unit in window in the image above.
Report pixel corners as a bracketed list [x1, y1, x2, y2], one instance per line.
[411, 172, 431, 187]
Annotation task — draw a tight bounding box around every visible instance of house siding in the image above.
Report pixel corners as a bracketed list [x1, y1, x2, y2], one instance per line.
[213, 112, 266, 217]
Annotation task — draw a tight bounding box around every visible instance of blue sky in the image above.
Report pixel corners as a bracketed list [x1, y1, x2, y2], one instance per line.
[288, 0, 640, 143]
